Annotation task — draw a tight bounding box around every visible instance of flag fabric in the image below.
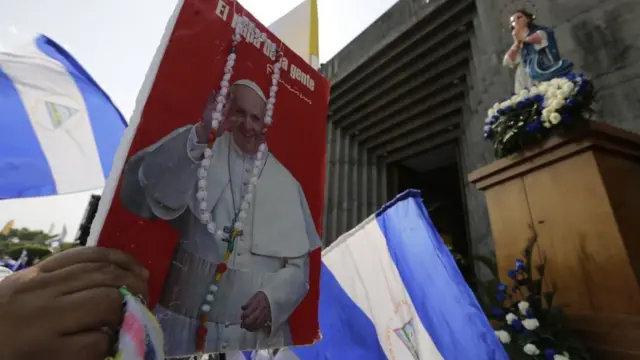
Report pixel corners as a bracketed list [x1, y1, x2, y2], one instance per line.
[45, 224, 67, 253]
[227, 349, 296, 360]
[0, 35, 126, 199]
[10, 249, 28, 271]
[109, 287, 165, 360]
[282, 190, 507, 360]
[0, 266, 12, 281]
[268, 0, 320, 69]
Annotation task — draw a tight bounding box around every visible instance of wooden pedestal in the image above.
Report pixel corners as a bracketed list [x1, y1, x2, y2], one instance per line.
[468, 122, 640, 359]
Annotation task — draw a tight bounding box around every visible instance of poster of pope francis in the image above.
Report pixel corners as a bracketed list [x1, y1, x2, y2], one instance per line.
[87, 0, 328, 358]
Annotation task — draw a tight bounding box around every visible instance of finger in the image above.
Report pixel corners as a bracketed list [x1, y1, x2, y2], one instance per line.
[241, 295, 255, 311]
[54, 331, 111, 360]
[56, 287, 125, 334]
[241, 296, 260, 315]
[243, 306, 264, 328]
[38, 247, 148, 280]
[240, 300, 259, 322]
[241, 315, 259, 332]
[43, 262, 148, 302]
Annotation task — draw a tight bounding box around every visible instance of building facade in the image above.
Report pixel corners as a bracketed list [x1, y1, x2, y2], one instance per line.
[319, 0, 640, 267]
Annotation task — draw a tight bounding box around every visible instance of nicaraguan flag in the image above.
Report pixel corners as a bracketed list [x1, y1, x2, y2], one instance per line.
[284, 190, 507, 360]
[0, 35, 126, 199]
[10, 249, 28, 271]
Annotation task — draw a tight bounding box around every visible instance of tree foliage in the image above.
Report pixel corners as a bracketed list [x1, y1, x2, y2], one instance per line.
[0, 226, 77, 262]
[0, 227, 55, 243]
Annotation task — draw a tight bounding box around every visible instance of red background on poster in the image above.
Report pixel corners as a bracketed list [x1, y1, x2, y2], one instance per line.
[97, 0, 328, 345]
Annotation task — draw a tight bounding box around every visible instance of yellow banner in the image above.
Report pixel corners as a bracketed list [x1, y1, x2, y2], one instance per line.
[1, 220, 14, 235]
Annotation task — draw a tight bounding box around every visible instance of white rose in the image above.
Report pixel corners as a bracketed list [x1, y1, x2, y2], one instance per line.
[523, 344, 540, 355]
[505, 313, 518, 325]
[554, 355, 570, 360]
[550, 112, 562, 124]
[488, 108, 496, 117]
[517, 301, 530, 314]
[538, 84, 548, 94]
[547, 89, 558, 99]
[494, 330, 511, 344]
[492, 102, 500, 109]
[530, 86, 539, 95]
[557, 89, 569, 99]
[522, 318, 540, 330]
[562, 82, 575, 92]
[519, 89, 529, 97]
[552, 99, 565, 109]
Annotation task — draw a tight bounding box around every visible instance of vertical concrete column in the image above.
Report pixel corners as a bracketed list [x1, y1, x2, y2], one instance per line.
[377, 157, 387, 206]
[369, 155, 378, 215]
[387, 163, 399, 201]
[358, 148, 369, 221]
[337, 134, 350, 238]
[349, 140, 359, 230]
[321, 121, 333, 245]
[328, 127, 341, 244]
[357, 147, 368, 223]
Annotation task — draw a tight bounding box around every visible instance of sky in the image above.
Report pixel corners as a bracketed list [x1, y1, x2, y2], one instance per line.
[0, 0, 399, 238]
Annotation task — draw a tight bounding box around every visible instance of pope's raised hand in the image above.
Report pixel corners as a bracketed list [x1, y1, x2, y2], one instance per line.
[0, 247, 149, 360]
[195, 91, 218, 144]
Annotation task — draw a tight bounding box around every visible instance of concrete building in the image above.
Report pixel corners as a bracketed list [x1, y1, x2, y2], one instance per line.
[319, 0, 640, 268]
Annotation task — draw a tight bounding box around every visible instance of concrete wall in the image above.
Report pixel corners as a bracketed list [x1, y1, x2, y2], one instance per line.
[462, 0, 640, 271]
[320, 0, 640, 252]
[322, 123, 388, 245]
[321, 0, 449, 85]
[320, 0, 449, 245]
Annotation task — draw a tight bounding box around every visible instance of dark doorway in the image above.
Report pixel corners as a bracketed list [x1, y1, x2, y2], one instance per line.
[387, 142, 474, 284]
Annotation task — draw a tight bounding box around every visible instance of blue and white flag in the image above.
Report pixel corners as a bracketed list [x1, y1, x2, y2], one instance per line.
[0, 35, 126, 199]
[286, 190, 507, 360]
[45, 224, 67, 253]
[10, 249, 28, 271]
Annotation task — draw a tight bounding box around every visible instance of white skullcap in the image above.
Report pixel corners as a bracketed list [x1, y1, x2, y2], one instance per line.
[232, 79, 266, 103]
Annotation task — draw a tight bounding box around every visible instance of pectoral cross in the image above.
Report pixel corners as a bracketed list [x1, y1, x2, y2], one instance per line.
[222, 225, 243, 242]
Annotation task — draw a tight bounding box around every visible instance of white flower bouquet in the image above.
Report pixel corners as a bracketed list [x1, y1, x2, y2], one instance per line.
[483, 73, 595, 158]
[482, 234, 591, 360]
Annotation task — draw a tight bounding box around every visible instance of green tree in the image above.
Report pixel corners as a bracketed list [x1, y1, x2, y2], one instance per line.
[7, 244, 52, 265]
[0, 227, 55, 244]
[0, 226, 75, 262]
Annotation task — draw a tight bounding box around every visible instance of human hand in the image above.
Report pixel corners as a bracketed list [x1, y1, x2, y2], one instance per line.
[513, 27, 526, 43]
[0, 247, 149, 360]
[195, 91, 218, 144]
[512, 30, 521, 45]
[240, 291, 272, 332]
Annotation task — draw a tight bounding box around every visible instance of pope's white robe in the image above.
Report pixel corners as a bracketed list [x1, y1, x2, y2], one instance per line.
[120, 126, 321, 357]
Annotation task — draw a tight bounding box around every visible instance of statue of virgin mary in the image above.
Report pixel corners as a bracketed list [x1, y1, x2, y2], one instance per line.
[503, 9, 574, 92]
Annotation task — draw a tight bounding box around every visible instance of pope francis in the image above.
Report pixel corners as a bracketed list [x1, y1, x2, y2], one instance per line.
[119, 79, 321, 357]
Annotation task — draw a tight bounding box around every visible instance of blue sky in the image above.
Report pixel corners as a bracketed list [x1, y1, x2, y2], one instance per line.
[0, 0, 398, 237]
